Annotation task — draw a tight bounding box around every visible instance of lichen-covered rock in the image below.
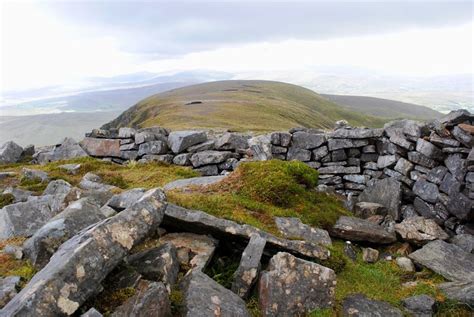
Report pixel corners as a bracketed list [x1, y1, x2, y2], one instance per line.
[232, 234, 266, 298]
[258, 252, 336, 316]
[358, 178, 402, 220]
[0, 276, 20, 308]
[43, 179, 72, 196]
[274, 217, 332, 246]
[168, 130, 207, 153]
[107, 188, 146, 211]
[394, 216, 448, 245]
[21, 168, 49, 182]
[450, 234, 474, 253]
[402, 294, 436, 317]
[137, 140, 168, 156]
[2, 187, 33, 203]
[215, 132, 249, 151]
[438, 281, 474, 306]
[23, 197, 107, 268]
[342, 293, 403, 317]
[330, 216, 397, 244]
[0, 141, 23, 164]
[1, 188, 167, 316]
[190, 150, 232, 167]
[180, 270, 250, 317]
[329, 128, 384, 139]
[126, 243, 179, 285]
[291, 131, 326, 149]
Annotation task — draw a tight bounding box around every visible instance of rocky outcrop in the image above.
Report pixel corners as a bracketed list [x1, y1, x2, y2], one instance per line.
[258, 252, 336, 316]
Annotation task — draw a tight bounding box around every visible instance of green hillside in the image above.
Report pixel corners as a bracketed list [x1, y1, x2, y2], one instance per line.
[102, 80, 387, 131]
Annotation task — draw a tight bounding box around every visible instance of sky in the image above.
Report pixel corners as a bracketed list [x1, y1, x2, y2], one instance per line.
[1, 0, 473, 95]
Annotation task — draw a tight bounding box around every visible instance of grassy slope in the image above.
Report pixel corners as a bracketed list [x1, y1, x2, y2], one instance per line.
[102, 80, 387, 131]
[321, 94, 442, 120]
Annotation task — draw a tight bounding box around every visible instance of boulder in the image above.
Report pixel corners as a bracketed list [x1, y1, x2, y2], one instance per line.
[1, 188, 167, 316]
[329, 128, 384, 139]
[0, 276, 20, 308]
[23, 197, 107, 268]
[426, 166, 448, 184]
[180, 270, 250, 317]
[163, 176, 225, 191]
[232, 234, 266, 298]
[137, 140, 168, 156]
[0, 194, 68, 239]
[444, 154, 467, 182]
[168, 130, 207, 153]
[313, 146, 329, 160]
[195, 164, 219, 176]
[186, 140, 215, 153]
[330, 216, 397, 244]
[438, 281, 474, 306]
[439, 109, 473, 126]
[450, 234, 474, 253]
[0, 141, 23, 164]
[362, 247, 379, 263]
[291, 132, 326, 149]
[107, 188, 146, 211]
[407, 151, 437, 169]
[384, 119, 427, 138]
[127, 243, 179, 286]
[79, 172, 117, 192]
[327, 139, 368, 151]
[40, 138, 89, 163]
[286, 146, 311, 161]
[248, 134, 273, 161]
[412, 179, 439, 204]
[408, 240, 474, 282]
[111, 280, 171, 317]
[394, 216, 448, 245]
[354, 202, 387, 218]
[452, 126, 473, 147]
[215, 133, 249, 151]
[358, 178, 402, 220]
[172, 153, 191, 166]
[190, 150, 232, 167]
[274, 217, 332, 246]
[446, 191, 473, 221]
[163, 204, 329, 260]
[160, 232, 217, 271]
[21, 168, 49, 182]
[118, 127, 136, 139]
[43, 179, 72, 196]
[342, 294, 403, 317]
[2, 187, 33, 203]
[401, 295, 436, 317]
[80, 137, 121, 157]
[259, 252, 336, 316]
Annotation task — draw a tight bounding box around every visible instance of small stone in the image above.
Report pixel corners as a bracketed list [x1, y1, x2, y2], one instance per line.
[408, 151, 437, 168]
[377, 155, 398, 169]
[362, 247, 379, 263]
[396, 257, 415, 272]
[331, 216, 397, 244]
[394, 157, 414, 176]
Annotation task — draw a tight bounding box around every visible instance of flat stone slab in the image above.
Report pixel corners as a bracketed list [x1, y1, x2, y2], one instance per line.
[394, 216, 448, 246]
[408, 240, 474, 282]
[342, 294, 403, 317]
[163, 176, 226, 191]
[163, 204, 329, 260]
[330, 216, 397, 244]
[274, 217, 332, 246]
[438, 281, 474, 306]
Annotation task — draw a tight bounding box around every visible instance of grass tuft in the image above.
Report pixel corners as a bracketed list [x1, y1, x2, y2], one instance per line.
[0, 193, 15, 208]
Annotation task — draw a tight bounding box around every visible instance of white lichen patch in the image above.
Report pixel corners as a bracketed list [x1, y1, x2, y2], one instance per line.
[109, 223, 134, 249]
[76, 265, 86, 279]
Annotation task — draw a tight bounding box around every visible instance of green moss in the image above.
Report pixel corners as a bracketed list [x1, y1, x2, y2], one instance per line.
[205, 255, 240, 289]
[18, 176, 47, 192]
[89, 287, 136, 315]
[320, 242, 348, 274]
[246, 296, 262, 317]
[170, 286, 184, 315]
[0, 252, 37, 288]
[169, 160, 349, 234]
[0, 193, 15, 208]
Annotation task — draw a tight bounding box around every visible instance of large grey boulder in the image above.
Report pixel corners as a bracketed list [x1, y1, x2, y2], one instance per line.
[0, 141, 23, 164]
[342, 294, 403, 317]
[402, 294, 436, 317]
[23, 197, 107, 268]
[111, 280, 171, 317]
[180, 270, 250, 317]
[232, 234, 266, 298]
[258, 252, 336, 316]
[163, 176, 225, 191]
[37, 138, 88, 163]
[291, 131, 326, 149]
[163, 204, 329, 260]
[126, 243, 179, 286]
[408, 240, 474, 282]
[439, 109, 473, 126]
[43, 179, 72, 196]
[137, 140, 168, 156]
[80, 137, 121, 157]
[1, 188, 167, 316]
[331, 216, 397, 244]
[412, 179, 439, 204]
[0, 194, 68, 239]
[327, 139, 368, 151]
[215, 132, 249, 151]
[0, 276, 20, 308]
[190, 150, 232, 167]
[274, 217, 332, 246]
[168, 130, 207, 153]
[394, 216, 448, 246]
[358, 178, 402, 220]
[287, 146, 311, 161]
[438, 281, 474, 306]
[107, 188, 146, 211]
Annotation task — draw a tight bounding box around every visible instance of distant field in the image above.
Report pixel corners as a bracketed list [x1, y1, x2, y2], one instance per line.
[321, 94, 441, 120]
[103, 80, 388, 131]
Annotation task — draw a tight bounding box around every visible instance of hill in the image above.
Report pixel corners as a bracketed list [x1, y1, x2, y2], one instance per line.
[321, 94, 441, 120]
[102, 80, 388, 131]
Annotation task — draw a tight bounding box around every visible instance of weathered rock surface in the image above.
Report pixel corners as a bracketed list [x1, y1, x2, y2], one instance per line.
[23, 197, 107, 268]
[232, 234, 266, 298]
[168, 130, 207, 153]
[450, 234, 474, 253]
[396, 257, 415, 272]
[331, 216, 397, 244]
[190, 150, 232, 167]
[291, 131, 326, 149]
[358, 178, 402, 220]
[0, 276, 20, 308]
[80, 137, 121, 157]
[412, 179, 439, 203]
[408, 240, 474, 282]
[394, 216, 448, 245]
[329, 128, 384, 139]
[1, 188, 166, 316]
[163, 176, 225, 191]
[215, 132, 249, 151]
[354, 202, 387, 218]
[79, 172, 117, 192]
[180, 270, 250, 317]
[21, 168, 49, 182]
[438, 281, 474, 306]
[258, 252, 336, 316]
[81, 307, 103, 317]
[401, 294, 436, 317]
[274, 217, 332, 246]
[2, 187, 33, 203]
[163, 204, 329, 260]
[0, 141, 23, 164]
[107, 188, 146, 211]
[362, 247, 379, 263]
[342, 293, 403, 317]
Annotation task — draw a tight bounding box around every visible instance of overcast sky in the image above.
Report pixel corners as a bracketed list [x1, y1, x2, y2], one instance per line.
[1, 0, 473, 94]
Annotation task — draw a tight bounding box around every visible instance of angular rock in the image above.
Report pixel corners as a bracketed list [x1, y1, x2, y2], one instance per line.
[430, 132, 460, 148]
[118, 127, 136, 139]
[389, 134, 414, 150]
[426, 166, 448, 185]
[0, 276, 20, 308]
[21, 168, 49, 182]
[59, 163, 82, 175]
[43, 179, 72, 196]
[259, 252, 336, 316]
[215, 133, 249, 151]
[362, 247, 379, 263]
[439, 109, 473, 126]
[291, 132, 326, 149]
[413, 197, 436, 219]
[232, 234, 266, 298]
[438, 281, 474, 306]
[81, 308, 103, 317]
[107, 188, 146, 211]
[358, 178, 402, 220]
[452, 125, 473, 147]
[342, 294, 403, 317]
[412, 179, 439, 203]
[377, 155, 397, 169]
[0, 141, 23, 164]
[168, 130, 207, 153]
[173, 153, 191, 166]
[127, 243, 179, 285]
[394, 158, 414, 176]
[190, 150, 232, 167]
[416, 139, 443, 160]
[401, 294, 436, 317]
[286, 146, 311, 161]
[313, 146, 329, 160]
[394, 216, 448, 245]
[396, 257, 415, 272]
[318, 166, 360, 174]
[331, 149, 347, 161]
[2, 187, 33, 203]
[160, 232, 217, 271]
[385, 119, 427, 138]
[111, 280, 171, 317]
[409, 240, 474, 282]
[408, 151, 437, 169]
[163, 176, 225, 191]
[80, 137, 121, 157]
[1, 188, 167, 316]
[446, 191, 473, 221]
[163, 204, 329, 260]
[354, 202, 387, 218]
[180, 270, 249, 316]
[274, 217, 332, 246]
[139, 154, 173, 164]
[186, 140, 215, 153]
[450, 234, 474, 253]
[137, 140, 168, 156]
[331, 216, 397, 244]
[327, 139, 368, 151]
[329, 128, 384, 139]
[445, 154, 467, 181]
[439, 172, 461, 195]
